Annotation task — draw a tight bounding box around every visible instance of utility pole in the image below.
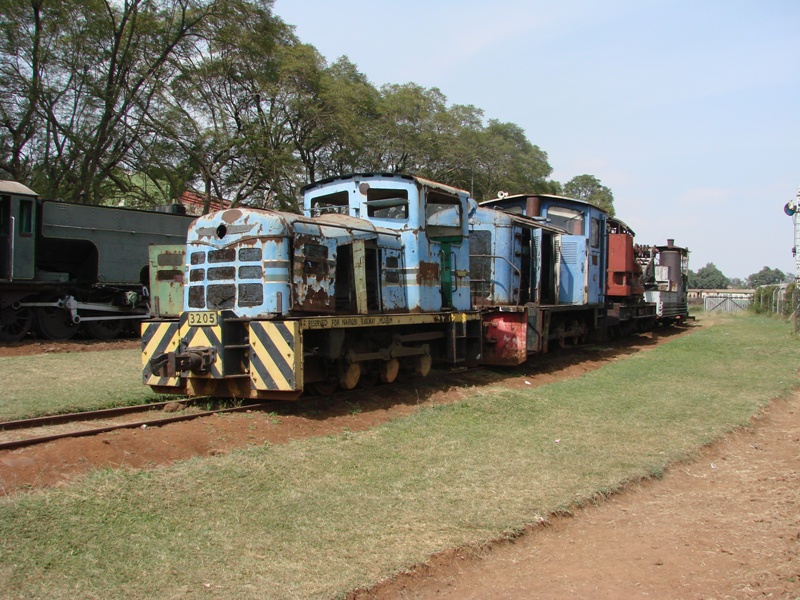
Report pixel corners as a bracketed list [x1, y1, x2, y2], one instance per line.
[784, 187, 800, 281]
[783, 187, 800, 332]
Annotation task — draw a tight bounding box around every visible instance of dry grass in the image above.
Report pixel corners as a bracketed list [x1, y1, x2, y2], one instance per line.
[0, 313, 797, 599]
[0, 349, 161, 420]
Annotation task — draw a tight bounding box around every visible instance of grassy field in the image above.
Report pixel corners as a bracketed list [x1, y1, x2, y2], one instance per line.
[1, 313, 798, 599]
[0, 349, 162, 421]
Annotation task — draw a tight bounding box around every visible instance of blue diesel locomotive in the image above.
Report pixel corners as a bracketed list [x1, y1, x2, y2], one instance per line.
[142, 173, 689, 399]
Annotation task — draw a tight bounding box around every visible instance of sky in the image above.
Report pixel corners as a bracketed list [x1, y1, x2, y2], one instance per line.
[273, 0, 800, 280]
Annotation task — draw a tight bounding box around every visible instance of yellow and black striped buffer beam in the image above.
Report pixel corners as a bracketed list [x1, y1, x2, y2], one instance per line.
[141, 321, 181, 386]
[249, 321, 302, 392]
[179, 315, 224, 379]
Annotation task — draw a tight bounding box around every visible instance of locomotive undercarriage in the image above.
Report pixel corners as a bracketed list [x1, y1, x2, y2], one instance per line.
[143, 312, 483, 400]
[604, 301, 658, 338]
[481, 304, 599, 366]
[302, 321, 478, 394]
[0, 283, 150, 342]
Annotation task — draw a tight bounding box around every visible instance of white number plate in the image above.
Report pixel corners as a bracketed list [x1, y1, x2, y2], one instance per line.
[187, 312, 218, 327]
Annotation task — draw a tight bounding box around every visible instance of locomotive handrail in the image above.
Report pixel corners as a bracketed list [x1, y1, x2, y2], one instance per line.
[364, 197, 408, 208]
[469, 253, 522, 305]
[44, 223, 186, 238]
[8, 216, 13, 279]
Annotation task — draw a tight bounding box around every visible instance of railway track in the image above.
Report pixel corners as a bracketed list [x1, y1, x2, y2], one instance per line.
[0, 399, 269, 451]
[0, 326, 695, 454]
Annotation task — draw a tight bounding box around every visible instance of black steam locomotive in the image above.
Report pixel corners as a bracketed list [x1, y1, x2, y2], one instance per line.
[0, 181, 194, 341]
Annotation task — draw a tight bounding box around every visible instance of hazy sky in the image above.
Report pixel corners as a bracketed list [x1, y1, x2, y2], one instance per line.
[273, 0, 799, 280]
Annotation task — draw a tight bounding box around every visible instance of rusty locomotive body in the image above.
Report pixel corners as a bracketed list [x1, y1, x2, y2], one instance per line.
[142, 173, 689, 399]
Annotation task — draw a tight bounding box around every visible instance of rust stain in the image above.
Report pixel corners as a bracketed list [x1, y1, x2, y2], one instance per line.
[221, 209, 243, 223]
[417, 261, 440, 285]
[298, 284, 330, 310]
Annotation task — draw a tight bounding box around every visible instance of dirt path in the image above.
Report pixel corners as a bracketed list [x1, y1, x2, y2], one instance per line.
[363, 392, 800, 599]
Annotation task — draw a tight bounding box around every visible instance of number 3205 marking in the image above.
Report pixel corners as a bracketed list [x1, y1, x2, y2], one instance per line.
[187, 312, 217, 326]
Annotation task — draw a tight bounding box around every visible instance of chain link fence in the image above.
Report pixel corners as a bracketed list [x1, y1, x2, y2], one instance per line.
[750, 284, 800, 334]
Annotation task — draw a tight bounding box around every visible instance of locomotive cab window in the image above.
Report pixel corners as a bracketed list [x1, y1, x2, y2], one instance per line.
[366, 188, 408, 220]
[18, 199, 33, 236]
[546, 206, 583, 235]
[0, 196, 9, 235]
[311, 191, 349, 216]
[590, 218, 600, 247]
[302, 244, 329, 277]
[425, 192, 462, 238]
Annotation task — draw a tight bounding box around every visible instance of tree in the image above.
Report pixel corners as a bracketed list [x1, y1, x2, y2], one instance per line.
[0, 0, 582, 210]
[563, 174, 615, 216]
[0, 0, 219, 204]
[746, 266, 787, 288]
[728, 277, 745, 289]
[154, 0, 301, 210]
[688, 263, 729, 289]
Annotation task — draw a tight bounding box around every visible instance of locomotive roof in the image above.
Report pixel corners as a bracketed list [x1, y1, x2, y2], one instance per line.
[479, 192, 603, 211]
[0, 181, 37, 196]
[505, 211, 568, 235]
[301, 173, 469, 198]
[607, 216, 636, 236]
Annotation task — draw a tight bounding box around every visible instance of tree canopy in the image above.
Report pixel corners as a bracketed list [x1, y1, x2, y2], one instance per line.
[0, 0, 606, 211]
[563, 174, 615, 216]
[746, 266, 788, 288]
[688, 263, 730, 289]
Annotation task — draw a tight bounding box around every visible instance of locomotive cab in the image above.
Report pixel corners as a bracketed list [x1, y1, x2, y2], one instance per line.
[476, 193, 608, 357]
[303, 173, 472, 312]
[0, 182, 38, 282]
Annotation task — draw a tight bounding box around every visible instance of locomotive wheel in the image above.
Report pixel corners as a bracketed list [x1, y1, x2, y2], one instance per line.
[309, 380, 337, 396]
[338, 362, 361, 390]
[413, 353, 432, 377]
[0, 306, 33, 342]
[358, 366, 379, 388]
[35, 306, 78, 341]
[84, 318, 124, 340]
[554, 322, 567, 349]
[569, 320, 581, 346]
[379, 358, 400, 383]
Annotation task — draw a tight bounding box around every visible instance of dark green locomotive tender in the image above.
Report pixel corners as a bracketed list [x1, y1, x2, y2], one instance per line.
[0, 181, 194, 341]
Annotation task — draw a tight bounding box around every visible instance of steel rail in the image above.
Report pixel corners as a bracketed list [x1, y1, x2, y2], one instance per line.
[0, 402, 268, 451]
[0, 400, 201, 431]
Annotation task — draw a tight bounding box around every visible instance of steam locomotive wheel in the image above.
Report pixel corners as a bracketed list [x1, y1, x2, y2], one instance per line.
[84, 317, 124, 340]
[35, 306, 78, 341]
[0, 307, 33, 342]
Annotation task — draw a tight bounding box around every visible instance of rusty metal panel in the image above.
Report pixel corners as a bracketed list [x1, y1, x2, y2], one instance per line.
[292, 235, 336, 313]
[481, 311, 528, 366]
[607, 233, 634, 297]
[380, 247, 406, 310]
[351, 239, 368, 314]
[148, 245, 186, 317]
